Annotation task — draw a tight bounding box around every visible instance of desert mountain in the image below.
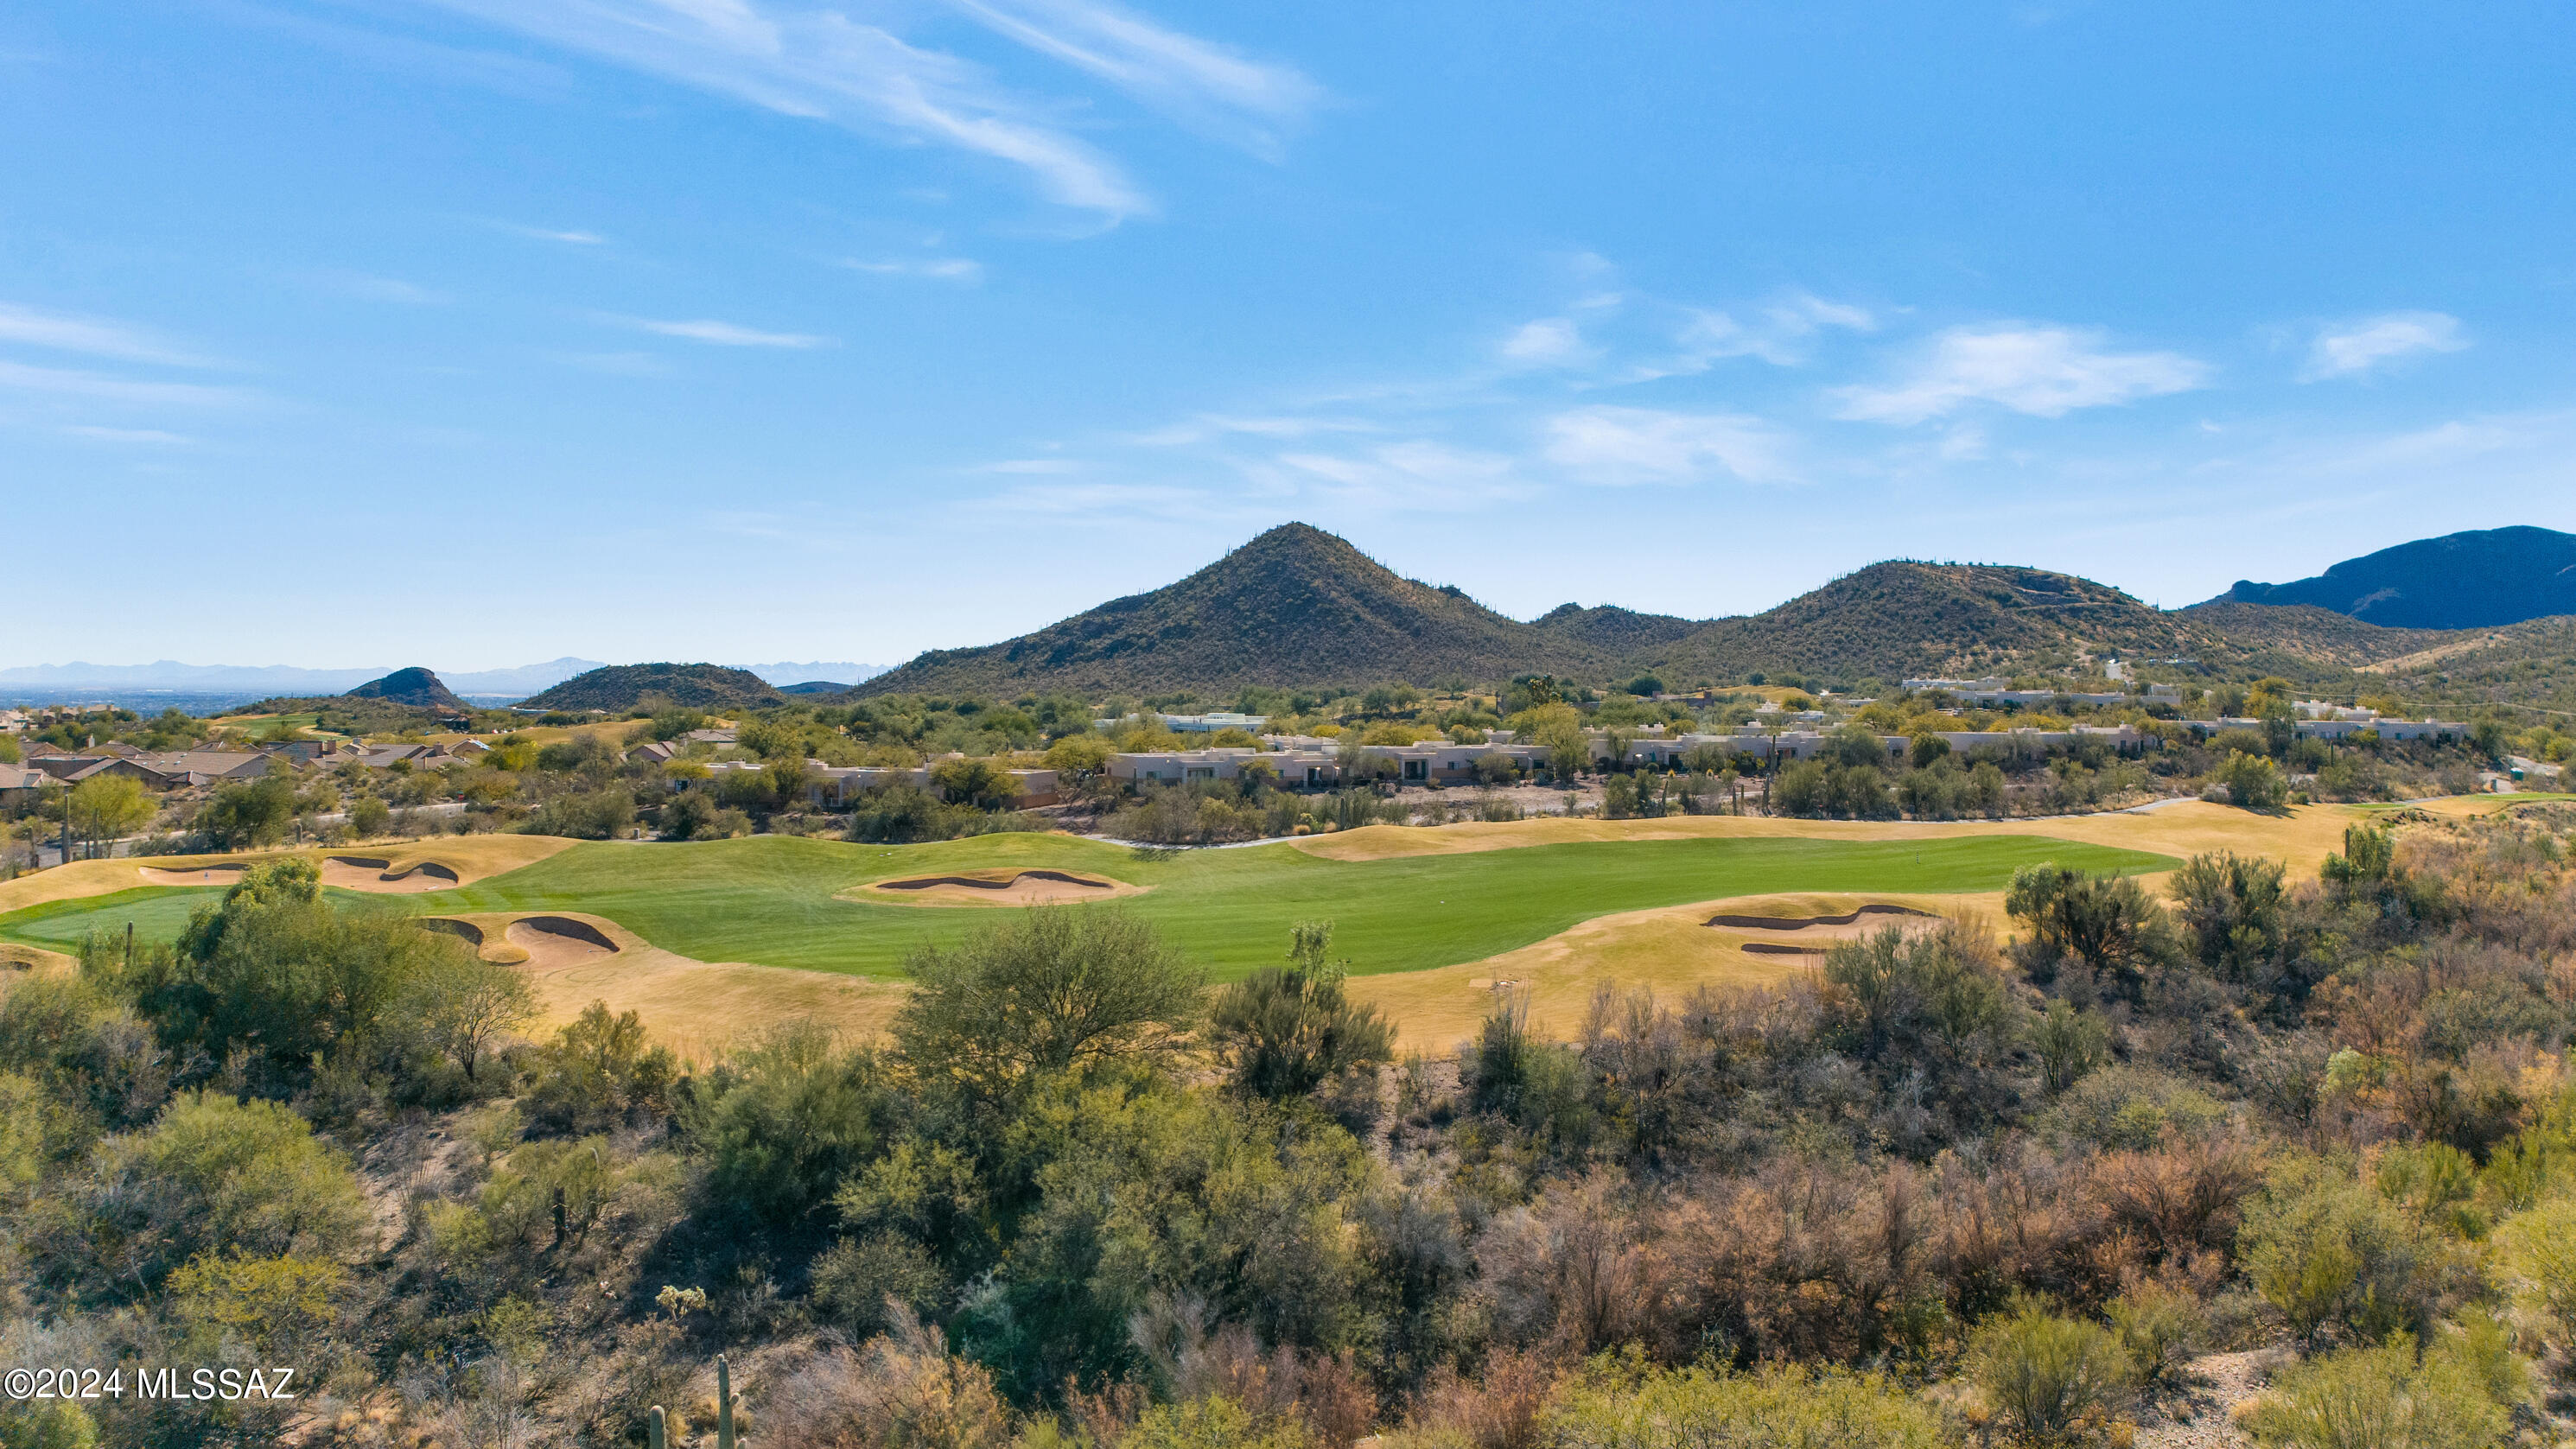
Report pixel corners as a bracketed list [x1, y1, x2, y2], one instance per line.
[522, 663, 786, 713]
[344, 666, 467, 711]
[855, 524, 1615, 697]
[849, 523, 2571, 698]
[2210, 525, 2576, 628]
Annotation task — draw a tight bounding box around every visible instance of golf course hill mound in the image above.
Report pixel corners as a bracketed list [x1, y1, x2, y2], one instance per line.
[522, 662, 786, 713]
[344, 665, 467, 711]
[2206, 524, 2576, 629]
[855, 521, 1623, 696]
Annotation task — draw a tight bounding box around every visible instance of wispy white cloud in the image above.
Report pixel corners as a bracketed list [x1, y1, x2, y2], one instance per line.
[946, 0, 1322, 157]
[0, 359, 252, 408]
[1499, 317, 1588, 367]
[1123, 413, 1376, 446]
[628, 317, 833, 348]
[1835, 323, 2207, 424]
[1266, 440, 1533, 510]
[843, 257, 985, 282]
[323, 274, 450, 305]
[1544, 405, 1797, 486]
[60, 425, 197, 445]
[983, 457, 1084, 473]
[2300, 311, 2467, 380]
[415, 0, 1234, 218]
[497, 221, 607, 245]
[0, 301, 214, 367]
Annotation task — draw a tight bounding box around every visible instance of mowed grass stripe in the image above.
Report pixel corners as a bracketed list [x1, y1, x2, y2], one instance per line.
[3, 831, 2170, 980]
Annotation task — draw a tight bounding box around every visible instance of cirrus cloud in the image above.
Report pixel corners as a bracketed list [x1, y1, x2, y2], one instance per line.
[1835, 322, 2208, 424]
[2300, 311, 2467, 380]
[1544, 405, 1797, 486]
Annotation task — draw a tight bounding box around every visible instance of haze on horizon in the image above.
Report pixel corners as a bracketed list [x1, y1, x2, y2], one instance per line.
[7, 3, 2574, 673]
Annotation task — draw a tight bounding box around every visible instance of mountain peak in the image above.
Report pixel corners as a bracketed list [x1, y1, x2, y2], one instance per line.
[345, 666, 466, 711]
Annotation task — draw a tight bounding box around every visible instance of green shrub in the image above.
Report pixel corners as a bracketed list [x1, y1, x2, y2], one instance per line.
[1968, 1301, 2134, 1445]
[2106, 1281, 2206, 1389]
[2240, 1161, 2451, 1349]
[2243, 1333, 2515, 1449]
[1542, 1362, 1950, 1449]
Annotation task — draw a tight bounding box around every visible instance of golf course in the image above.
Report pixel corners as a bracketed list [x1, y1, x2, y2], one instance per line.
[14, 798, 2477, 1051]
[0, 825, 2171, 977]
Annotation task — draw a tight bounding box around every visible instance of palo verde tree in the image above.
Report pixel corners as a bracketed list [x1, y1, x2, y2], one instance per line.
[893, 907, 1205, 1100]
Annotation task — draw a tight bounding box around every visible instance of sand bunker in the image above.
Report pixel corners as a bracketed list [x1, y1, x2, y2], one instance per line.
[505, 915, 619, 968]
[1708, 903, 1942, 960]
[419, 917, 483, 947]
[321, 856, 462, 893]
[855, 867, 1142, 906]
[1707, 904, 1937, 931]
[137, 863, 248, 886]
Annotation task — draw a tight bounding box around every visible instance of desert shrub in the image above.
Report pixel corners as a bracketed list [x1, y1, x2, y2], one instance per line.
[2106, 1281, 2206, 1388]
[2032, 999, 2113, 1095]
[1209, 922, 1393, 1101]
[2043, 1065, 2230, 1151]
[2494, 1197, 2576, 1351]
[757, 1312, 1014, 1449]
[1968, 1301, 2134, 1445]
[2243, 1333, 2516, 1449]
[79, 1093, 371, 1288]
[517, 787, 633, 839]
[680, 1020, 887, 1224]
[2240, 1160, 2456, 1349]
[1542, 1361, 1949, 1449]
[1127, 1396, 1315, 1449]
[811, 1232, 949, 1337]
[521, 1001, 677, 1134]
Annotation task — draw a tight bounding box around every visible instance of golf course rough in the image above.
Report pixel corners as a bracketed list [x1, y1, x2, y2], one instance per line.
[1, 829, 2174, 981]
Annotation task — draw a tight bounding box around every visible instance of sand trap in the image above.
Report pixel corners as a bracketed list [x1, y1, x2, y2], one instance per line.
[1708, 903, 1943, 961]
[138, 863, 248, 886]
[1707, 904, 1937, 931]
[419, 917, 484, 947]
[853, 867, 1143, 906]
[505, 915, 619, 968]
[321, 856, 462, 893]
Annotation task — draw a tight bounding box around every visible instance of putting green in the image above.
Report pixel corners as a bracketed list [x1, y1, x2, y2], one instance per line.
[0, 830, 2172, 981]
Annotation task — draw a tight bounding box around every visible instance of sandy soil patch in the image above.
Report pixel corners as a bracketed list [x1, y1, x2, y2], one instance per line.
[1293, 801, 2361, 881]
[849, 867, 1144, 906]
[320, 855, 466, 893]
[1348, 891, 1970, 1052]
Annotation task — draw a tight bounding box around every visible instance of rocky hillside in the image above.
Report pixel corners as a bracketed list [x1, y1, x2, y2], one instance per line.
[855, 524, 1615, 696]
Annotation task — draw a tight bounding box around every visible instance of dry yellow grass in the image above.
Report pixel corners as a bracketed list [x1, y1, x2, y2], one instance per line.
[0, 836, 577, 917]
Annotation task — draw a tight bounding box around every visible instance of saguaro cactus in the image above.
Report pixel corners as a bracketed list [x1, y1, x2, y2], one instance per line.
[649, 1404, 667, 1449]
[717, 1353, 736, 1449]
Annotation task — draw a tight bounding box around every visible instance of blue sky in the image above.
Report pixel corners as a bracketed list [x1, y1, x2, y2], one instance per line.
[8, 2, 2576, 671]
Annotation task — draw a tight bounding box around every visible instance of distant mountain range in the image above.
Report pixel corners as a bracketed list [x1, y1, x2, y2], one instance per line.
[0, 657, 886, 699]
[2209, 525, 2576, 629]
[855, 521, 2576, 697]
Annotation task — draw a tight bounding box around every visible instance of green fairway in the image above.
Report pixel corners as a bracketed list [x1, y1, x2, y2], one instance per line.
[0, 830, 2174, 980]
